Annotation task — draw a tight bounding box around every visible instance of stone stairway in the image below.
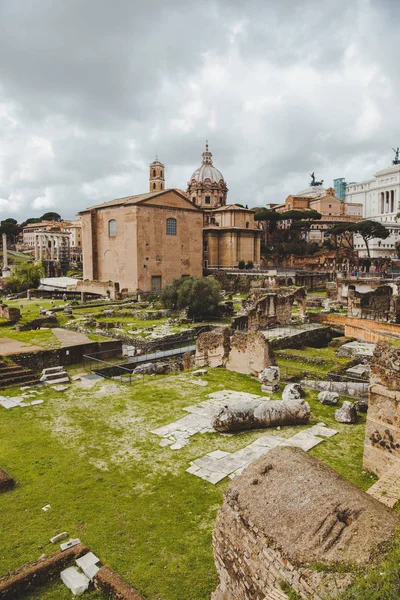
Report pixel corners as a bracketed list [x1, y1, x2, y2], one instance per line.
[0, 360, 40, 390]
[40, 366, 70, 385]
[366, 463, 400, 509]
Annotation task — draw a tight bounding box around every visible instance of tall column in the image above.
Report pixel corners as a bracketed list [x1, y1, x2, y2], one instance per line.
[2, 233, 8, 269]
[34, 234, 39, 260]
[39, 235, 43, 260]
[56, 237, 60, 262]
[50, 236, 55, 260]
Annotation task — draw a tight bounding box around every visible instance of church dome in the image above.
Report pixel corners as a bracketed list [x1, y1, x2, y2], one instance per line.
[189, 142, 225, 184]
[187, 142, 228, 208]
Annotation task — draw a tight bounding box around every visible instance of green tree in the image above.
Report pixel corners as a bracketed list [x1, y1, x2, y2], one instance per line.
[5, 261, 44, 292]
[238, 260, 246, 269]
[161, 276, 223, 318]
[280, 209, 322, 241]
[40, 212, 62, 222]
[352, 220, 390, 259]
[0, 218, 19, 242]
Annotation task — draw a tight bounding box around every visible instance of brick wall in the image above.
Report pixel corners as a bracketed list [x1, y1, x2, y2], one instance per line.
[312, 313, 400, 344]
[363, 342, 400, 477]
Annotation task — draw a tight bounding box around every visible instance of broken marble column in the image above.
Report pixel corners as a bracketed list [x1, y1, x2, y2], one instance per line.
[282, 383, 303, 401]
[258, 366, 280, 393]
[212, 398, 310, 433]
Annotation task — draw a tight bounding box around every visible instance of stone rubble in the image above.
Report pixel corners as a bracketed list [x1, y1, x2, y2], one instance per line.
[335, 401, 358, 424]
[258, 366, 280, 393]
[318, 391, 340, 405]
[281, 383, 303, 401]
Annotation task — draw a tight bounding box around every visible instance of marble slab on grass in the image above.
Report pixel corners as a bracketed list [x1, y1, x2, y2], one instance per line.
[187, 424, 338, 485]
[0, 396, 44, 409]
[151, 390, 265, 447]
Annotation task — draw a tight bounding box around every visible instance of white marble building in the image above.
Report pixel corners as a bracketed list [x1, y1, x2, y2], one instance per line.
[343, 162, 400, 258]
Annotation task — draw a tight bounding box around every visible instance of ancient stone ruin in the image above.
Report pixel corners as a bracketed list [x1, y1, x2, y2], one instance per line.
[212, 446, 399, 600]
[364, 341, 400, 477]
[0, 303, 21, 322]
[195, 328, 275, 376]
[212, 398, 310, 432]
[347, 284, 400, 323]
[232, 287, 307, 331]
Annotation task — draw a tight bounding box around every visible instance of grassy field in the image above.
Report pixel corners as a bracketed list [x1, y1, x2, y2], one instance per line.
[0, 368, 373, 599]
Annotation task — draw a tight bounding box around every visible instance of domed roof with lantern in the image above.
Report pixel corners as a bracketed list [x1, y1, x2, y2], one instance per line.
[187, 142, 228, 208]
[189, 142, 225, 184]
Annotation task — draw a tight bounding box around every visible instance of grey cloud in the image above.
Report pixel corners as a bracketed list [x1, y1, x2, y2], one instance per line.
[0, 0, 400, 219]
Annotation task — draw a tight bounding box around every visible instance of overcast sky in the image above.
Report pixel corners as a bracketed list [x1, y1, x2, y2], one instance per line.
[1, 0, 399, 220]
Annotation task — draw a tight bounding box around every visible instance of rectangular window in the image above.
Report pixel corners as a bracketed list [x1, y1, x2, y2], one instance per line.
[166, 218, 177, 235]
[205, 196, 211, 204]
[151, 276, 162, 292]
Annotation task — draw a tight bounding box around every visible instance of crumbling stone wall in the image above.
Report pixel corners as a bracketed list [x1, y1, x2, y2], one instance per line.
[0, 304, 20, 322]
[348, 285, 399, 323]
[212, 447, 399, 600]
[364, 342, 400, 477]
[195, 328, 275, 375]
[233, 287, 306, 331]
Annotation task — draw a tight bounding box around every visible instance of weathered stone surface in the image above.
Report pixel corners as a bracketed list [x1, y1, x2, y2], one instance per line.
[282, 383, 303, 402]
[337, 341, 375, 358]
[363, 342, 400, 477]
[94, 565, 145, 599]
[258, 366, 280, 392]
[335, 401, 357, 424]
[60, 566, 90, 595]
[212, 398, 310, 433]
[318, 391, 340, 405]
[212, 447, 400, 600]
[133, 362, 155, 375]
[354, 399, 369, 413]
[195, 328, 275, 376]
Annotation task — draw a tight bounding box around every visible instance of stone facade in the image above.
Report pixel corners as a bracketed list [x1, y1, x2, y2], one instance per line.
[203, 205, 261, 269]
[364, 342, 400, 477]
[80, 189, 203, 293]
[347, 284, 400, 323]
[233, 288, 306, 331]
[195, 328, 275, 376]
[212, 447, 399, 600]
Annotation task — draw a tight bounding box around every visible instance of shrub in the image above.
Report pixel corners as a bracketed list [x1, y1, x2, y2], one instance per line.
[245, 260, 254, 270]
[238, 260, 246, 269]
[161, 276, 222, 318]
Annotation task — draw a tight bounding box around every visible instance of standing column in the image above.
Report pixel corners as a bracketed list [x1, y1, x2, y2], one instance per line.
[39, 235, 43, 260]
[34, 234, 39, 260]
[2, 233, 8, 269]
[50, 236, 55, 260]
[56, 237, 60, 262]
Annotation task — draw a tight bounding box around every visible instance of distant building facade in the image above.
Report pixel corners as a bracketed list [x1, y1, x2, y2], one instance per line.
[79, 189, 203, 294]
[275, 187, 362, 244]
[78, 145, 261, 293]
[203, 205, 261, 269]
[339, 158, 400, 258]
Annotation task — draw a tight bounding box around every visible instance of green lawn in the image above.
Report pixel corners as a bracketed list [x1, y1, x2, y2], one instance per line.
[0, 368, 373, 599]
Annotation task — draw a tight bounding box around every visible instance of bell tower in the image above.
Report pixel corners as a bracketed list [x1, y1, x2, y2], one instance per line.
[149, 156, 165, 192]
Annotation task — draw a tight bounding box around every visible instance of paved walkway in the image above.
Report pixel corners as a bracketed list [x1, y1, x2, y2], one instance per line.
[367, 463, 400, 508]
[0, 338, 43, 355]
[52, 328, 92, 346]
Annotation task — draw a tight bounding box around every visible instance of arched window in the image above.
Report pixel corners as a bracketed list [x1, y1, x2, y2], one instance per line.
[108, 219, 116, 237]
[160, 183, 163, 190]
[153, 169, 156, 177]
[153, 182, 156, 190]
[160, 170, 163, 177]
[166, 218, 177, 236]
